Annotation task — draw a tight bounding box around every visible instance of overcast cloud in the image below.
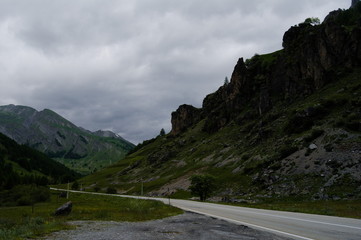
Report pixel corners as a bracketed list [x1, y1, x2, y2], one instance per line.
[0, 0, 350, 143]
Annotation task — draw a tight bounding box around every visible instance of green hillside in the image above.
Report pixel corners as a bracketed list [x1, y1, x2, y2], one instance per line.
[0, 105, 134, 175]
[77, 5, 361, 202]
[77, 68, 361, 200]
[0, 133, 80, 191]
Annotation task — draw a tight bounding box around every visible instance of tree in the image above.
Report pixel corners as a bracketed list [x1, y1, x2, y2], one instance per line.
[304, 17, 320, 26]
[71, 181, 79, 190]
[189, 174, 216, 201]
[106, 186, 117, 194]
[159, 128, 166, 136]
[224, 76, 229, 86]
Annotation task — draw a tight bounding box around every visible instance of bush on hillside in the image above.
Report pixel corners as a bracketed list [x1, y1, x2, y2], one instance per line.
[71, 181, 79, 190]
[106, 187, 117, 194]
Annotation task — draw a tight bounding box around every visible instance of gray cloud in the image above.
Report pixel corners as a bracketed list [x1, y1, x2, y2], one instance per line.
[0, 0, 350, 143]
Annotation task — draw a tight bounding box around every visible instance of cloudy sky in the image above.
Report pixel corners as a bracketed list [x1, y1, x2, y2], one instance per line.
[0, 0, 350, 143]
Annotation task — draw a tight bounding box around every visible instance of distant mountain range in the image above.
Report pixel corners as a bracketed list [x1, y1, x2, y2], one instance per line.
[0, 104, 135, 174]
[0, 132, 80, 190]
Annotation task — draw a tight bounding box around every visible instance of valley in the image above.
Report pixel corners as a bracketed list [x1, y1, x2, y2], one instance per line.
[0, 2, 361, 240]
[0, 105, 134, 174]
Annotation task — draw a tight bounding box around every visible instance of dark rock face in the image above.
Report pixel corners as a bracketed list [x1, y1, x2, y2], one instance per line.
[54, 201, 72, 216]
[352, 0, 360, 8]
[171, 104, 201, 135]
[171, 6, 361, 134]
[282, 11, 361, 91]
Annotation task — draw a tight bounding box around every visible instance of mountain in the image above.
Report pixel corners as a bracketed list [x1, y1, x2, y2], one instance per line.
[0, 132, 80, 190]
[80, 5, 361, 201]
[0, 105, 135, 175]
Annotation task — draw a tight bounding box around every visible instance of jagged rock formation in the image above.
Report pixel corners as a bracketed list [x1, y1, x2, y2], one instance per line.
[172, 4, 361, 134]
[85, 6, 361, 201]
[0, 105, 134, 174]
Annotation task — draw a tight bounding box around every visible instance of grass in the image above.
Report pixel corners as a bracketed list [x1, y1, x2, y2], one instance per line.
[0, 190, 182, 240]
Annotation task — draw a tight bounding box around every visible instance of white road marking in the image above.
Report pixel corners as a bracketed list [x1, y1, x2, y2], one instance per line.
[179, 206, 314, 240]
[50, 188, 361, 240]
[199, 203, 361, 230]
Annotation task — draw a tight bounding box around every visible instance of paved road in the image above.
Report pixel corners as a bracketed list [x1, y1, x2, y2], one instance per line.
[51, 188, 361, 240]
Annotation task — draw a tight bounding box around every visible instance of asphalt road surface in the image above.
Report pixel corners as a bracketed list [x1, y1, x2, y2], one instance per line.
[51, 188, 361, 240]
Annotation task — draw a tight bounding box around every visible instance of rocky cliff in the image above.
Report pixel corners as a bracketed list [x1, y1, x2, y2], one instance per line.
[81, 5, 361, 202]
[171, 104, 201, 135]
[172, 4, 361, 134]
[0, 105, 134, 174]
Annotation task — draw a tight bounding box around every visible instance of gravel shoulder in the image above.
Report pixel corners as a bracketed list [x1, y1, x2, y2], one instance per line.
[42, 212, 291, 240]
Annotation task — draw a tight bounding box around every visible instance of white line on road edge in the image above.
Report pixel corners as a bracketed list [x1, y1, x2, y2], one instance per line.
[51, 188, 312, 239]
[202, 203, 361, 231]
[178, 206, 314, 240]
[51, 189, 359, 240]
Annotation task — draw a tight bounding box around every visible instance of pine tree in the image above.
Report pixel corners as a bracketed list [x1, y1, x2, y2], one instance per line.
[224, 76, 229, 86]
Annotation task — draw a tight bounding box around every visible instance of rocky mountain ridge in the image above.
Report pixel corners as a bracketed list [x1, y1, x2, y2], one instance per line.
[0, 104, 134, 174]
[172, 6, 361, 134]
[79, 5, 361, 202]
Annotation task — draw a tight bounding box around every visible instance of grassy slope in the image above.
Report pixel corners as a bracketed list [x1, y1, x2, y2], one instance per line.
[51, 125, 134, 175]
[55, 147, 128, 175]
[0, 190, 182, 240]
[0, 133, 80, 186]
[0, 106, 134, 175]
[78, 65, 361, 202]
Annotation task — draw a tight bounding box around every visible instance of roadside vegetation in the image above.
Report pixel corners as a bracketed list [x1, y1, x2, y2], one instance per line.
[189, 174, 217, 201]
[0, 190, 182, 240]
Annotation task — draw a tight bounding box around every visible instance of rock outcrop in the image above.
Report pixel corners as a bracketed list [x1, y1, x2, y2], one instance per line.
[171, 104, 201, 135]
[171, 5, 361, 134]
[88, 5, 361, 201]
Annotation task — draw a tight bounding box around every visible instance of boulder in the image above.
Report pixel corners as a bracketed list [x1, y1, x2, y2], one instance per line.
[309, 143, 318, 150]
[54, 201, 72, 216]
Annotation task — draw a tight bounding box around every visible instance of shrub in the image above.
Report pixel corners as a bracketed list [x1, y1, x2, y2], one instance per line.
[106, 187, 117, 194]
[303, 129, 324, 143]
[278, 145, 299, 159]
[71, 181, 79, 190]
[324, 144, 333, 152]
[284, 114, 313, 134]
[0, 185, 50, 206]
[189, 174, 216, 201]
[17, 195, 33, 206]
[346, 121, 361, 132]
